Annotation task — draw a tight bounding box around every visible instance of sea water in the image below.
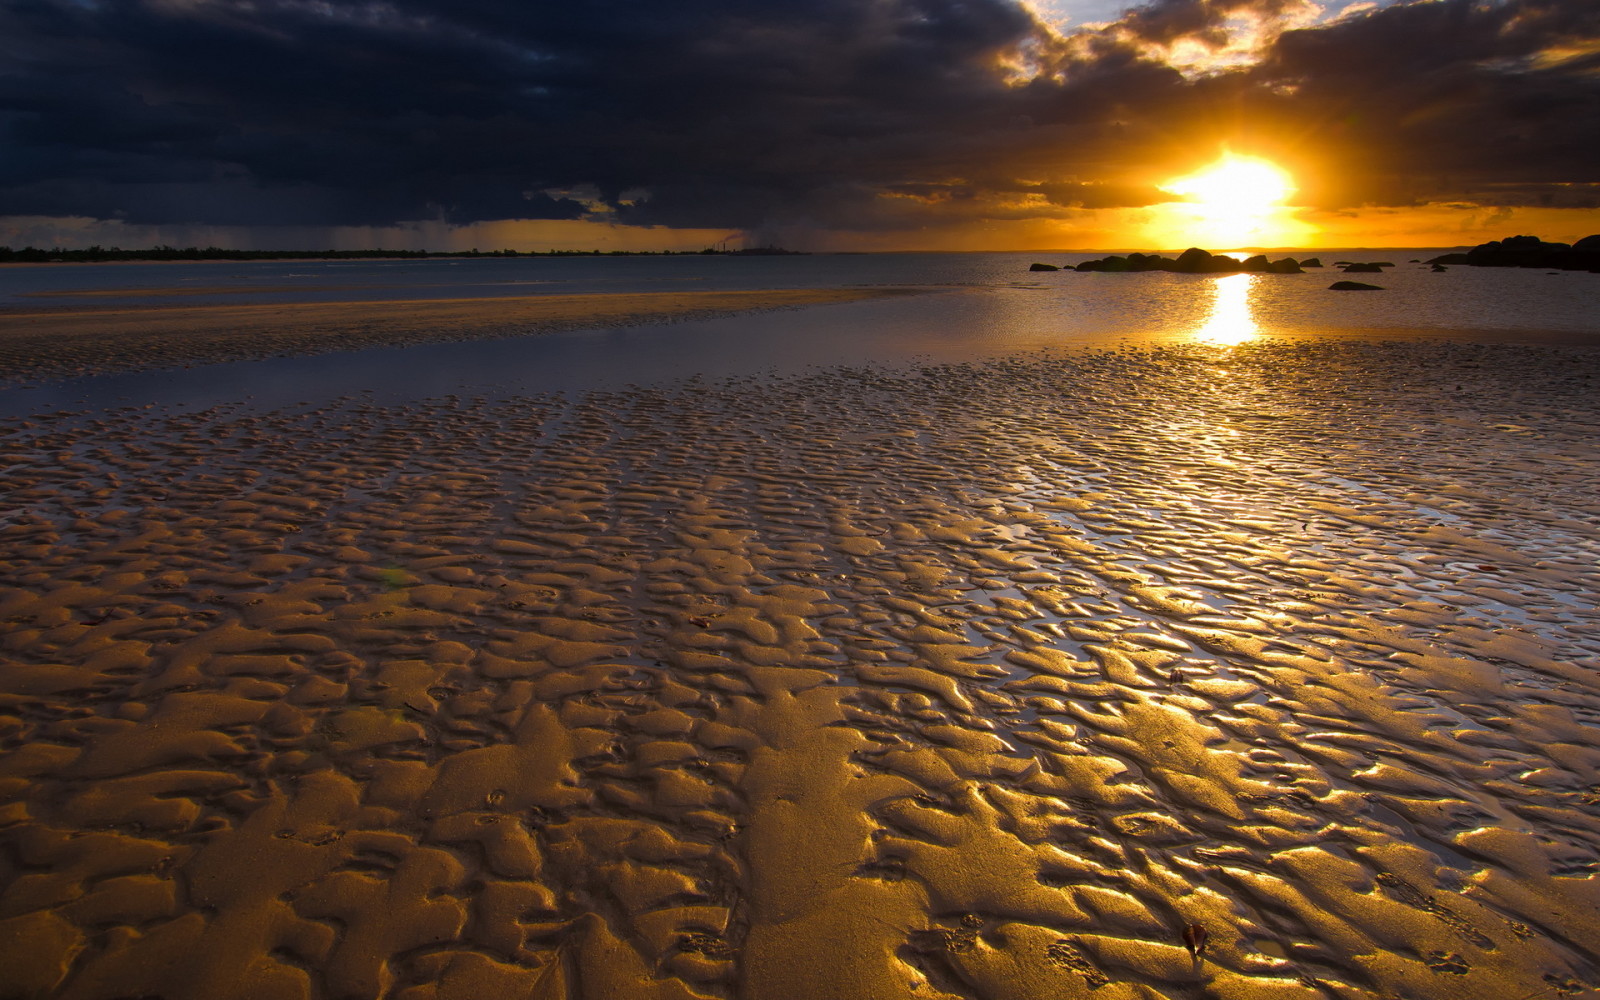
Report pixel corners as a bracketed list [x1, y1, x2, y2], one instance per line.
[2, 251, 1597, 415]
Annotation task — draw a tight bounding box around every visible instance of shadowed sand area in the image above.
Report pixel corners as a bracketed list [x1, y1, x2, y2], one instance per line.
[0, 288, 919, 386]
[2, 333, 1600, 999]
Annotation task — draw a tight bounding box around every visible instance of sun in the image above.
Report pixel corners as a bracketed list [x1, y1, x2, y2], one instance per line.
[1162, 154, 1295, 216]
[1150, 152, 1307, 247]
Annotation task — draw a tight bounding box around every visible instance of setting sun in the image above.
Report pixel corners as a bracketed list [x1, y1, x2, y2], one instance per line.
[1146, 152, 1310, 248]
[1162, 154, 1295, 216]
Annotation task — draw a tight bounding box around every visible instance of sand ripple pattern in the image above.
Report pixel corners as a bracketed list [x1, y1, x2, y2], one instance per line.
[2, 340, 1599, 1000]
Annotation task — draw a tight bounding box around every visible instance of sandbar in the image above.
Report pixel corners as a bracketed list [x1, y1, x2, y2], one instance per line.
[0, 287, 921, 385]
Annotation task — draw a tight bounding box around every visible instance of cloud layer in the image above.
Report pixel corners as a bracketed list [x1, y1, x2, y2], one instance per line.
[1, 0, 1596, 239]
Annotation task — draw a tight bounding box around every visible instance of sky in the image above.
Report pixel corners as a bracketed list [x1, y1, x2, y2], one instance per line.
[1, 0, 1597, 251]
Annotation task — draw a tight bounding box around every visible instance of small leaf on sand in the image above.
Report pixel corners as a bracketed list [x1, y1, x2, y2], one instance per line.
[1183, 923, 1209, 959]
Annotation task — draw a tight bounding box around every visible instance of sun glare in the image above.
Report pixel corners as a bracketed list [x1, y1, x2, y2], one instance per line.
[1151, 153, 1305, 248]
[1195, 271, 1259, 346]
[1163, 155, 1294, 215]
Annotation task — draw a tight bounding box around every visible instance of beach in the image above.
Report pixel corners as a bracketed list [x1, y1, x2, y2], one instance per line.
[2, 270, 1600, 1000]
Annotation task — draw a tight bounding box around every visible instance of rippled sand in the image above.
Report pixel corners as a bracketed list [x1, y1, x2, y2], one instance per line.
[2, 339, 1599, 999]
[0, 288, 915, 387]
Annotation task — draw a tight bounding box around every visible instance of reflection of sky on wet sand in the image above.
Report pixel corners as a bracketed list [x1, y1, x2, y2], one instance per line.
[1194, 272, 1259, 346]
[5, 255, 1600, 1000]
[1, 290, 1171, 417]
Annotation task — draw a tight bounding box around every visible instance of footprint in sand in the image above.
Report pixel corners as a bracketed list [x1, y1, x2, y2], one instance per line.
[1045, 938, 1110, 988]
[1425, 951, 1470, 975]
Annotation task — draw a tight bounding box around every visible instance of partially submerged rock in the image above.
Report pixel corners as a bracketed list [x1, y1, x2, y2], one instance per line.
[1329, 280, 1384, 290]
[1028, 262, 1060, 271]
[1171, 248, 1236, 273]
[1069, 248, 1305, 274]
[1428, 234, 1600, 270]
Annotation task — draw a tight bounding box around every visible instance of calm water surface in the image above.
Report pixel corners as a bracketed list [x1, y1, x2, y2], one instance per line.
[3, 252, 1597, 415]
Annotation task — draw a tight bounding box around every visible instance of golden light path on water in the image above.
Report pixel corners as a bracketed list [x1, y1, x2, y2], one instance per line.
[1194, 271, 1260, 345]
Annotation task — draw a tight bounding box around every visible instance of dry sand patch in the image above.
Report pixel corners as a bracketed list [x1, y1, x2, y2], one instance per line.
[1, 340, 1599, 999]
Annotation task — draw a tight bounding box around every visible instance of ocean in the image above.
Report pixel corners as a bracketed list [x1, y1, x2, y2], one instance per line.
[2, 250, 1597, 415]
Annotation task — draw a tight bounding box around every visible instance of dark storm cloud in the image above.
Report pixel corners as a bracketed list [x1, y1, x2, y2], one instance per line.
[1103, 0, 1317, 48]
[1243, 0, 1600, 208]
[0, 0, 1596, 234]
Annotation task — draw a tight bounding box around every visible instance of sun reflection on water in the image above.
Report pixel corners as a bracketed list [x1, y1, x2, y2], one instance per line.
[1195, 272, 1259, 346]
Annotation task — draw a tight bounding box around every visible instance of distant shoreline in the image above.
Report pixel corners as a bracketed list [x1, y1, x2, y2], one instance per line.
[0, 246, 805, 264]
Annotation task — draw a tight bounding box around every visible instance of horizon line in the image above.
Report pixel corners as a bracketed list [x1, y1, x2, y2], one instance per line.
[1, 243, 1480, 260]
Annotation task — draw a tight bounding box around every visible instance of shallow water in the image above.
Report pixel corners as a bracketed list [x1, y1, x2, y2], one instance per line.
[0, 289, 1109, 416]
[5, 250, 1598, 328]
[6, 256, 1600, 418]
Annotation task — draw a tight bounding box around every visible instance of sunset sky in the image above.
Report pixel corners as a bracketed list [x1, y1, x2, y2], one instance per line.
[1, 0, 1596, 251]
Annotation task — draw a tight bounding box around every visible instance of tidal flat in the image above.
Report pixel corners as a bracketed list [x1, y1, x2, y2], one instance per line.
[2, 327, 1599, 999]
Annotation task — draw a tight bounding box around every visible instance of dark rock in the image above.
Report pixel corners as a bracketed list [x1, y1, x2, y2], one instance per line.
[1500, 235, 1569, 251]
[1071, 247, 1305, 276]
[1029, 262, 1059, 271]
[1329, 280, 1384, 290]
[1078, 252, 1176, 272]
[1124, 252, 1176, 271]
[1431, 264, 1447, 272]
[1169, 247, 1244, 273]
[1427, 252, 1470, 264]
[1341, 262, 1385, 273]
[1076, 254, 1132, 272]
[1456, 234, 1600, 270]
[1173, 247, 1216, 273]
[1300, 258, 1323, 267]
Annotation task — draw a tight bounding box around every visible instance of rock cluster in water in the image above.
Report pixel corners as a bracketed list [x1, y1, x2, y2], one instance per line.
[1329, 280, 1385, 291]
[1429, 234, 1600, 271]
[1038, 248, 1314, 274]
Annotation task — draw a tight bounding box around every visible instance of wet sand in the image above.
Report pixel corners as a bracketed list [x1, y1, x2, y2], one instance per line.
[0, 288, 920, 387]
[2, 331, 1600, 999]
